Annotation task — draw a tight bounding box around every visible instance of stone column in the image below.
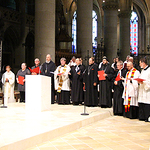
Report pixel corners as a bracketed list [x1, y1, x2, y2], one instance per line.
[77, 0, 93, 63]
[118, 0, 131, 61]
[103, 1, 118, 63]
[118, 12, 131, 61]
[35, 0, 55, 63]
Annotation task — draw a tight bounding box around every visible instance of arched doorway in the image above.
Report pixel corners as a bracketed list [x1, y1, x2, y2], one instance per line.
[2, 26, 19, 72]
[25, 31, 34, 67]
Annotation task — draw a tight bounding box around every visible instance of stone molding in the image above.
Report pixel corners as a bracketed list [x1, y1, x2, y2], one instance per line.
[102, 2, 118, 11]
[118, 11, 131, 18]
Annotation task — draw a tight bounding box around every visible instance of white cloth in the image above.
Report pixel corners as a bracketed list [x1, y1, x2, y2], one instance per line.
[111, 63, 115, 69]
[99, 62, 103, 69]
[138, 67, 150, 104]
[122, 68, 140, 106]
[2, 71, 15, 106]
[54, 65, 71, 91]
[68, 61, 76, 67]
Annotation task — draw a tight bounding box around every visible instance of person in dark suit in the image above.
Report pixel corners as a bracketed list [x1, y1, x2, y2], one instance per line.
[69, 58, 85, 105]
[41, 54, 56, 104]
[113, 61, 127, 115]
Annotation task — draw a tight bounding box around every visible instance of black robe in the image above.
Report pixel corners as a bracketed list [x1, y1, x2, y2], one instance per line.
[69, 65, 85, 105]
[83, 63, 98, 107]
[113, 69, 127, 115]
[41, 61, 56, 104]
[99, 63, 114, 108]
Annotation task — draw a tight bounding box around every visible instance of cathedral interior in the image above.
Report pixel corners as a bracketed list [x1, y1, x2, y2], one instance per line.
[0, 0, 150, 73]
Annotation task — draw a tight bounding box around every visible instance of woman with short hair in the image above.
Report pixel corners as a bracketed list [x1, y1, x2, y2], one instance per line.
[16, 63, 30, 103]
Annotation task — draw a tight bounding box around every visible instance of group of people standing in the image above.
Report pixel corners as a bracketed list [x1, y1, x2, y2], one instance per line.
[1, 54, 150, 122]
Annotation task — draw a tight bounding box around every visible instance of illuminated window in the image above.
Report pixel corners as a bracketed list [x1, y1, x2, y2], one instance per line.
[92, 10, 98, 55]
[72, 11, 77, 53]
[130, 11, 138, 56]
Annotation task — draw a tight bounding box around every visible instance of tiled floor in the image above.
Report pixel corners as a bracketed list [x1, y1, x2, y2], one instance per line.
[0, 103, 112, 149]
[27, 116, 150, 150]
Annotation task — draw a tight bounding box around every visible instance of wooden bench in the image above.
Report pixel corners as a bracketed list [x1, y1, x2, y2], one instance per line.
[0, 92, 20, 104]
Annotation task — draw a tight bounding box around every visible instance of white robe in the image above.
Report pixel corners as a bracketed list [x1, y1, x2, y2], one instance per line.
[122, 68, 140, 106]
[138, 67, 150, 104]
[2, 71, 15, 106]
[54, 65, 70, 91]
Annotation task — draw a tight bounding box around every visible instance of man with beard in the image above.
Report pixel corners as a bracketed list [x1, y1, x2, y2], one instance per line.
[99, 57, 114, 108]
[83, 57, 98, 107]
[41, 54, 56, 104]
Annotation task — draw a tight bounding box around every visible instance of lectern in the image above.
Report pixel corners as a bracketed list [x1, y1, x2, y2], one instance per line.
[25, 75, 51, 112]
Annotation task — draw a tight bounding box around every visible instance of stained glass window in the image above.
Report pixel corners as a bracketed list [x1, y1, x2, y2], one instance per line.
[72, 11, 77, 53]
[130, 11, 138, 56]
[92, 10, 98, 55]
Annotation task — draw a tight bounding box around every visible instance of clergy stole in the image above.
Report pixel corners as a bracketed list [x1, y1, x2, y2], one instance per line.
[57, 65, 67, 93]
[124, 68, 136, 112]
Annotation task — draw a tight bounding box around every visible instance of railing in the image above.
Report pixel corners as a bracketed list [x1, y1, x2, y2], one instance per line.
[0, 6, 34, 26]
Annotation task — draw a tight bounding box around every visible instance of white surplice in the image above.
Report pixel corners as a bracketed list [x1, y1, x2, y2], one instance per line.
[2, 71, 15, 106]
[54, 65, 71, 91]
[138, 66, 150, 104]
[122, 68, 140, 106]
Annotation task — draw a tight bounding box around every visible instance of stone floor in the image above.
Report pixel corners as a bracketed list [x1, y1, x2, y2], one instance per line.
[27, 116, 150, 150]
[0, 103, 112, 150]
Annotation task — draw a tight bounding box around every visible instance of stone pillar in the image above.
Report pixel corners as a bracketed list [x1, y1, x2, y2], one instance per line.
[118, 0, 131, 61]
[103, 1, 118, 63]
[35, 0, 55, 63]
[118, 12, 131, 61]
[77, 0, 93, 63]
[146, 24, 150, 52]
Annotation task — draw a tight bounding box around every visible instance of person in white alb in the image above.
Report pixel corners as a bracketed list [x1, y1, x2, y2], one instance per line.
[122, 61, 140, 119]
[138, 57, 150, 122]
[55, 58, 71, 104]
[2, 66, 15, 107]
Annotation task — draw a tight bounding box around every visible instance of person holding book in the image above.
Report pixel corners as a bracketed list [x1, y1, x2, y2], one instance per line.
[113, 61, 127, 115]
[16, 63, 30, 103]
[98, 57, 114, 108]
[2, 66, 15, 107]
[31, 58, 41, 75]
[122, 61, 140, 119]
[138, 57, 150, 122]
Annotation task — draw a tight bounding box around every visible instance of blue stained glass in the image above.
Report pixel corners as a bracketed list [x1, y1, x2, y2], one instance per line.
[92, 10, 98, 55]
[72, 11, 77, 53]
[130, 11, 138, 56]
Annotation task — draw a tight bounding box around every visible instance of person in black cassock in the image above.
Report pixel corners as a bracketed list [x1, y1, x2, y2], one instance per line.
[83, 57, 98, 107]
[41, 54, 56, 104]
[113, 61, 127, 115]
[69, 58, 85, 105]
[99, 57, 114, 108]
